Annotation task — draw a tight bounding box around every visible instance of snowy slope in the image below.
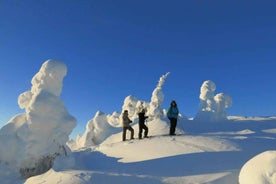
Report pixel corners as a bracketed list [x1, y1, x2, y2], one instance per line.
[1, 61, 276, 184]
[24, 117, 276, 184]
[97, 119, 238, 163]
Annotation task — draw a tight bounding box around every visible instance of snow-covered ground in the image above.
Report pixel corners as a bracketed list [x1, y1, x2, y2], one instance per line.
[23, 116, 276, 184]
[1, 60, 276, 184]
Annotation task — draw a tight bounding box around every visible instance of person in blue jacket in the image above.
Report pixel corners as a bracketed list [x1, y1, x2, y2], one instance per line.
[167, 100, 179, 135]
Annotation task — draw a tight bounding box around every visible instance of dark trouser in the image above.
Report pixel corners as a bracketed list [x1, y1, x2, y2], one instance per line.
[138, 122, 148, 139]
[122, 126, 134, 141]
[169, 118, 177, 135]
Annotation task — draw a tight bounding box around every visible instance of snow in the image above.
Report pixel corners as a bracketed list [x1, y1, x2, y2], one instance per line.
[0, 60, 76, 180]
[195, 80, 232, 122]
[148, 72, 170, 118]
[1, 61, 276, 184]
[262, 129, 276, 134]
[239, 151, 276, 184]
[23, 116, 276, 184]
[98, 132, 238, 163]
[74, 72, 172, 148]
[75, 111, 120, 148]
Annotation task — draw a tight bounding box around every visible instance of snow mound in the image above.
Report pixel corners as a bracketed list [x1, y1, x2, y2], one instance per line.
[25, 169, 93, 184]
[239, 150, 276, 184]
[262, 129, 276, 134]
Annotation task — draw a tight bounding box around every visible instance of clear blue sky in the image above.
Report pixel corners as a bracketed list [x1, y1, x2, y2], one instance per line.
[1, 0, 276, 136]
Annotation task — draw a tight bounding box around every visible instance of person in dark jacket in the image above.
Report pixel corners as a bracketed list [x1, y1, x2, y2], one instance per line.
[138, 108, 149, 139]
[122, 110, 134, 141]
[167, 100, 179, 135]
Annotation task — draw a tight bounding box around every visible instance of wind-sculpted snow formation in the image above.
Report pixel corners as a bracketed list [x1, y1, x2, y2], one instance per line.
[0, 60, 76, 179]
[74, 72, 172, 148]
[195, 80, 232, 122]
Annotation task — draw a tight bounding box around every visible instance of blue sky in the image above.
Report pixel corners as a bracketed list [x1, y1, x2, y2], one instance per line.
[1, 0, 276, 136]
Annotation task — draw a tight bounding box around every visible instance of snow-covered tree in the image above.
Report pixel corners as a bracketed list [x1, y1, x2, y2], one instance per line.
[121, 95, 150, 118]
[122, 95, 139, 118]
[194, 80, 232, 122]
[76, 111, 119, 147]
[214, 92, 232, 120]
[148, 72, 170, 118]
[73, 72, 172, 150]
[0, 60, 76, 179]
[107, 111, 121, 127]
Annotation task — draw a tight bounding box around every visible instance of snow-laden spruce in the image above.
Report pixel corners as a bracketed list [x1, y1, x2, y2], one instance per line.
[75, 111, 120, 148]
[194, 80, 232, 122]
[0, 60, 76, 179]
[148, 72, 170, 118]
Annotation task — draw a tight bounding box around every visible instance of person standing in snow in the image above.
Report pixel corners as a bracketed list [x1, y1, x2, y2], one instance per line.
[122, 110, 134, 141]
[138, 108, 149, 139]
[167, 100, 179, 135]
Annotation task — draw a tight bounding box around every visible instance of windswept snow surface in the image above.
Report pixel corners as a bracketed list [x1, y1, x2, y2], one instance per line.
[24, 116, 276, 184]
